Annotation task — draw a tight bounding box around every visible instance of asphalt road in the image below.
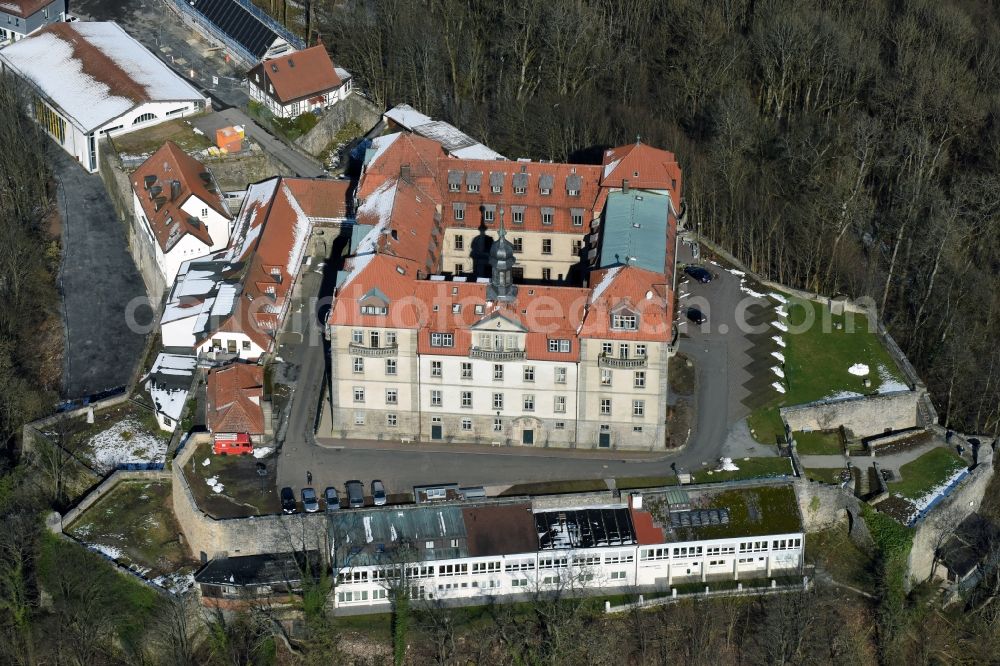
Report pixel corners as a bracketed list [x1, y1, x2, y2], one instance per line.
[52, 148, 148, 398]
[274, 235, 776, 495]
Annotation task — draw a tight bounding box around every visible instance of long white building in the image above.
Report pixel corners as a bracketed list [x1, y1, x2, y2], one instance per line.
[325, 484, 804, 610]
[0, 22, 208, 172]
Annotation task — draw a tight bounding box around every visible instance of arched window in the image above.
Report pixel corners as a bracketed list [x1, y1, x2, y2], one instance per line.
[132, 112, 157, 125]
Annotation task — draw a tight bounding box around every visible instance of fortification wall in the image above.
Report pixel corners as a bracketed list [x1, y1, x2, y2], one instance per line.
[781, 391, 918, 439]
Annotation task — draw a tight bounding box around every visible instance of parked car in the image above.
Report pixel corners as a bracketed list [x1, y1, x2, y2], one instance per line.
[683, 265, 713, 283]
[372, 480, 387, 506]
[346, 480, 365, 508]
[686, 307, 708, 324]
[280, 487, 297, 514]
[324, 487, 340, 512]
[301, 487, 320, 513]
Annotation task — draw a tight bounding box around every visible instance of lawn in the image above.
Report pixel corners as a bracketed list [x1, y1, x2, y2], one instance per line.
[748, 295, 909, 445]
[615, 475, 678, 490]
[805, 526, 875, 590]
[803, 467, 849, 485]
[501, 479, 608, 496]
[111, 117, 214, 155]
[183, 442, 279, 518]
[888, 447, 967, 500]
[794, 430, 843, 455]
[691, 457, 793, 483]
[647, 485, 802, 541]
[66, 480, 197, 589]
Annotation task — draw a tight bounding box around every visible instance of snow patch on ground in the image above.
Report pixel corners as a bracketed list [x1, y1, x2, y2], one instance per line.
[769, 293, 788, 304]
[727, 268, 745, 277]
[771, 351, 785, 362]
[741, 285, 765, 298]
[900, 467, 969, 525]
[772, 382, 786, 394]
[772, 335, 786, 347]
[848, 363, 870, 376]
[87, 543, 124, 561]
[205, 476, 224, 493]
[253, 447, 273, 458]
[151, 572, 196, 595]
[717, 458, 740, 472]
[826, 390, 863, 400]
[877, 365, 909, 393]
[772, 320, 789, 332]
[87, 419, 167, 473]
[772, 366, 785, 378]
[775, 306, 788, 318]
[202, 458, 211, 466]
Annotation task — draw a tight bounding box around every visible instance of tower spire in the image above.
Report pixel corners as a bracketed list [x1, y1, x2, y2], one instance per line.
[487, 206, 517, 302]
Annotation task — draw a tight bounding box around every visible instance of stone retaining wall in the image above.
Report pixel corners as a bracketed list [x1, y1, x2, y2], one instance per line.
[60, 469, 171, 527]
[171, 434, 327, 561]
[781, 391, 918, 440]
[296, 92, 384, 156]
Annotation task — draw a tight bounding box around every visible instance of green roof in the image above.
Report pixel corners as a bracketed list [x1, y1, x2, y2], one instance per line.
[598, 191, 670, 273]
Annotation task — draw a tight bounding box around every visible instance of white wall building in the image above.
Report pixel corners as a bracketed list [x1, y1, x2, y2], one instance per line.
[0, 22, 208, 172]
[247, 44, 352, 119]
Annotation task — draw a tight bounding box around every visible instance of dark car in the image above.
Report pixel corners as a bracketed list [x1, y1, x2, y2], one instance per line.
[280, 487, 297, 514]
[301, 487, 320, 513]
[346, 480, 365, 508]
[372, 480, 387, 506]
[324, 487, 340, 512]
[686, 307, 708, 324]
[684, 265, 713, 283]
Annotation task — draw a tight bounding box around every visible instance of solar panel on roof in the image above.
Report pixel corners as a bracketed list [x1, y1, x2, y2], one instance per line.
[191, 0, 280, 60]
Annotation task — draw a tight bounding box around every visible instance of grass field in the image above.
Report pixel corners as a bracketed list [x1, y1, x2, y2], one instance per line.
[794, 430, 843, 455]
[889, 447, 967, 500]
[501, 479, 608, 496]
[691, 457, 793, 483]
[748, 296, 908, 445]
[112, 118, 214, 155]
[806, 526, 875, 590]
[66, 480, 196, 582]
[615, 475, 679, 490]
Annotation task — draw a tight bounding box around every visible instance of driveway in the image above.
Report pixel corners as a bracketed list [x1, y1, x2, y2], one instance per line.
[52, 148, 148, 398]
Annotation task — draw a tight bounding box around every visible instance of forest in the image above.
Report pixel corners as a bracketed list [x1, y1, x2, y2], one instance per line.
[314, 0, 1000, 435]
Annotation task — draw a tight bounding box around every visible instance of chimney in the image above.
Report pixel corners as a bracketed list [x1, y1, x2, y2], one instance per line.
[400, 164, 411, 181]
[622, 179, 629, 193]
[170, 180, 181, 201]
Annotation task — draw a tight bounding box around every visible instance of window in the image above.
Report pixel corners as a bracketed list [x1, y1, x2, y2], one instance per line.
[451, 303, 461, 314]
[430, 332, 454, 347]
[484, 208, 495, 223]
[493, 364, 504, 381]
[492, 184, 502, 194]
[613, 314, 638, 330]
[523, 366, 535, 382]
[513, 237, 523, 253]
[353, 357, 364, 374]
[542, 268, 551, 281]
[242, 341, 251, 351]
[354, 411, 365, 425]
[353, 387, 365, 403]
[386, 358, 397, 375]
[454, 205, 465, 221]
[542, 210, 554, 225]
[132, 112, 157, 125]
[352, 329, 364, 344]
[514, 183, 526, 195]
[512, 209, 524, 224]
[461, 418, 472, 431]
[493, 393, 504, 410]
[599, 341, 614, 357]
[386, 389, 398, 405]
[555, 421, 565, 429]
[387, 413, 398, 427]
[610, 571, 627, 580]
[555, 367, 567, 383]
[431, 361, 442, 377]
[449, 181, 459, 193]
[493, 418, 503, 431]
[568, 187, 580, 196]
[548, 339, 571, 353]
[370, 331, 380, 347]
[572, 211, 583, 226]
[634, 371, 646, 388]
[600, 398, 611, 415]
[601, 369, 612, 386]
[201, 207, 209, 218]
[454, 235, 464, 251]
[461, 391, 472, 408]
[619, 343, 630, 359]
[542, 238, 552, 254]
[554, 396, 566, 413]
[523, 395, 535, 411]
[468, 182, 479, 193]
[636, 344, 647, 357]
[633, 400, 645, 416]
[461, 362, 473, 379]
[360, 305, 388, 315]
[387, 331, 397, 346]
[430, 390, 442, 407]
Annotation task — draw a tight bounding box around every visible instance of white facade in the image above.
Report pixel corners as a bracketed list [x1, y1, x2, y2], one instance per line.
[248, 75, 352, 119]
[131, 190, 231, 286]
[332, 532, 804, 609]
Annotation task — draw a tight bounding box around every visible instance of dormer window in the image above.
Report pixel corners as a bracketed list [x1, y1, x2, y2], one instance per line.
[360, 305, 388, 315]
[514, 184, 525, 194]
[492, 184, 502, 194]
[612, 313, 638, 330]
[468, 182, 479, 193]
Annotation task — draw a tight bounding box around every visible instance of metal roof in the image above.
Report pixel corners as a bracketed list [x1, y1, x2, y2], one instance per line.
[328, 505, 468, 567]
[191, 0, 294, 60]
[597, 191, 671, 274]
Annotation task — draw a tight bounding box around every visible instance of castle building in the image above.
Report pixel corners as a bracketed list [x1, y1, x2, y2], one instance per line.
[328, 133, 682, 450]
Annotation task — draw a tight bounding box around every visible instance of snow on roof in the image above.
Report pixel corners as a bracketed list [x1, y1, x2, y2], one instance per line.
[147, 353, 195, 422]
[334, 66, 351, 81]
[602, 158, 620, 180]
[282, 181, 311, 272]
[385, 103, 433, 129]
[364, 133, 402, 168]
[356, 179, 398, 234]
[451, 143, 506, 161]
[150, 353, 197, 375]
[589, 265, 623, 304]
[0, 22, 203, 131]
[227, 179, 278, 262]
[210, 283, 237, 318]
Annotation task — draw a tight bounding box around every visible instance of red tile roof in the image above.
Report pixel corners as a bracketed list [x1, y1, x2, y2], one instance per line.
[356, 133, 447, 200]
[131, 142, 230, 253]
[283, 177, 350, 220]
[248, 45, 345, 104]
[601, 142, 683, 209]
[580, 266, 673, 342]
[207, 363, 265, 435]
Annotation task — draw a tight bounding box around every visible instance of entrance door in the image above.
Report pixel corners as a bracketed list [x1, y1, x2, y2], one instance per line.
[599, 432, 611, 448]
[522, 429, 534, 445]
[431, 425, 443, 440]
